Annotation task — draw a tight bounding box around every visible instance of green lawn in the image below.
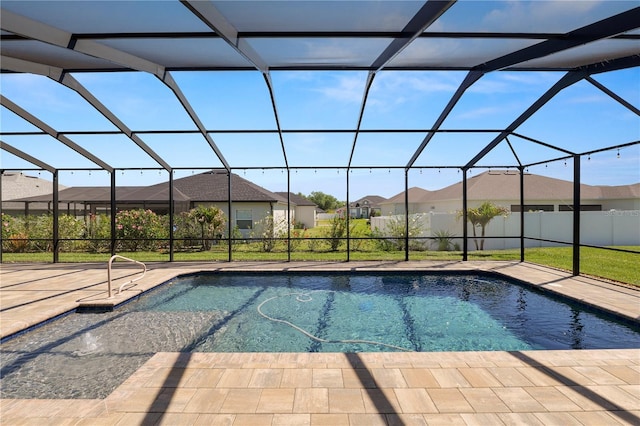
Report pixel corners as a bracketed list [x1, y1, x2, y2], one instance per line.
[2, 244, 638, 286]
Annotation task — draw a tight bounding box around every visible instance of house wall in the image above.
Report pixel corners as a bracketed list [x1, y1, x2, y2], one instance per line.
[195, 201, 289, 237]
[295, 206, 316, 229]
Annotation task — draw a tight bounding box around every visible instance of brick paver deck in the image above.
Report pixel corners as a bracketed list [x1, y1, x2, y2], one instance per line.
[1, 261, 639, 425]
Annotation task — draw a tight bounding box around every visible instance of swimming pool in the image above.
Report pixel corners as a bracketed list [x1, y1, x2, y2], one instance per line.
[1, 272, 638, 399]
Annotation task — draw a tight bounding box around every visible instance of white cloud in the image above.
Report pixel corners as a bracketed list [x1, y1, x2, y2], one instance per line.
[481, 0, 603, 33]
[311, 74, 367, 104]
[565, 93, 609, 104]
[454, 105, 505, 120]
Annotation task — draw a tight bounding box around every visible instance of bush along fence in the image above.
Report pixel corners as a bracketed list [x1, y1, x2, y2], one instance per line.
[2, 207, 227, 254]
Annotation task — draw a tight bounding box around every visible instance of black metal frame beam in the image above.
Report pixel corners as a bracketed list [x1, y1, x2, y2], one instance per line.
[4, 30, 638, 42]
[0, 140, 56, 173]
[586, 76, 640, 117]
[0, 95, 113, 172]
[0, 9, 231, 171]
[406, 7, 640, 170]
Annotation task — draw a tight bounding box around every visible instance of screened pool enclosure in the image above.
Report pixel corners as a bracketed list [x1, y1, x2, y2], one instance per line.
[1, 1, 639, 276]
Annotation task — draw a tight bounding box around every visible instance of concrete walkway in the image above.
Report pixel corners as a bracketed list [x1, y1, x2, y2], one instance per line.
[1, 261, 639, 425]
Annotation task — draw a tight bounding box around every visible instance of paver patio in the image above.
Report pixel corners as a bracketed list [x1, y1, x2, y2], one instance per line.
[1, 261, 639, 425]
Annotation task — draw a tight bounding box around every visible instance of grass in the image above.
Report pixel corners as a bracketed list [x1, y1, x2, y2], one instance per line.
[3, 242, 638, 286]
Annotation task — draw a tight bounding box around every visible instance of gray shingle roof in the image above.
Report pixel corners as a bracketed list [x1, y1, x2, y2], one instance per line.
[349, 195, 387, 208]
[274, 192, 317, 207]
[167, 170, 287, 203]
[382, 187, 432, 204]
[6, 170, 285, 204]
[383, 171, 639, 203]
[1, 172, 67, 200]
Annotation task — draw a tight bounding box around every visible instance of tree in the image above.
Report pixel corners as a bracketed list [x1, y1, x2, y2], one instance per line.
[458, 201, 509, 251]
[307, 191, 341, 211]
[188, 205, 226, 250]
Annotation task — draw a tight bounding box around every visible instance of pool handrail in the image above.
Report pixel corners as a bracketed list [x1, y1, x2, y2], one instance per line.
[107, 254, 147, 298]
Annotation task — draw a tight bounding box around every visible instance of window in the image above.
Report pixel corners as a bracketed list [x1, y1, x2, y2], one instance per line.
[236, 209, 253, 229]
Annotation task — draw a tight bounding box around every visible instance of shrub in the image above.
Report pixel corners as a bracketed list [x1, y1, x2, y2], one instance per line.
[115, 209, 167, 252]
[7, 232, 29, 253]
[326, 214, 347, 251]
[2, 213, 17, 239]
[58, 214, 86, 251]
[289, 228, 307, 251]
[85, 214, 112, 253]
[252, 214, 288, 252]
[26, 215, 53, 252]
[432, 229, 456, 251]
[372, 214, 425, 251]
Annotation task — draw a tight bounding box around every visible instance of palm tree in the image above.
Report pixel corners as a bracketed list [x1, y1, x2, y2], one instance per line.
[459, 201, 510, 250]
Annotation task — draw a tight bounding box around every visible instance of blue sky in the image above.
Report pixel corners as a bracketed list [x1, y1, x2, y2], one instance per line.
[1, 1, 639, 201]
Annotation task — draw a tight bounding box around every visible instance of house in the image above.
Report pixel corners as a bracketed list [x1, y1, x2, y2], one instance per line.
[1, 172, 67, 215]
[275, 192, 317, 229]
[335, 195, 386, 219]
[380, 170, 640, 214]
[349, 195, 386, 218]
[4, 170, 313, 237]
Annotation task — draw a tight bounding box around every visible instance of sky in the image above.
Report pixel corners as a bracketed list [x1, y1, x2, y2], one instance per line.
[1, 0, 639, 201]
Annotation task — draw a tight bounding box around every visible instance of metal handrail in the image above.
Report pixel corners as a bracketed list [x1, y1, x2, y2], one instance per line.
[107, 254, 147, 298]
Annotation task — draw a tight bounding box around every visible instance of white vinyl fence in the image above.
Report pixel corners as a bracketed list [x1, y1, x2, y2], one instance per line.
[370, 211, 640, 251]
[317, 213, 337, 221]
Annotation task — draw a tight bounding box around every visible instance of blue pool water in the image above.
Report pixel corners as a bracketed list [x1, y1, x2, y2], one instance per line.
[1, 272, 638, 399]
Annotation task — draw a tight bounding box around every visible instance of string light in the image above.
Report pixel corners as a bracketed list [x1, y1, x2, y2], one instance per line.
[419, 168, 422, 174]
[587, 154, 591, 161]
[617, 149, 620, 159]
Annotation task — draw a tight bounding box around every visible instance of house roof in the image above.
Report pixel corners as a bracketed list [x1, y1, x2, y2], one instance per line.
[1, 172, 66, 201]
[383, 187, 432, 205]
[382, 171, 640, 204]
[166, 170, 288, 203]
[349, 195, 387, 208]
[275, 192, 317, 207]
[8, 170, 288, 205]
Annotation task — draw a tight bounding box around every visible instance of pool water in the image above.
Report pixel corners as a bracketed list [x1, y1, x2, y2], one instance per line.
[1, 272, 638, 399]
